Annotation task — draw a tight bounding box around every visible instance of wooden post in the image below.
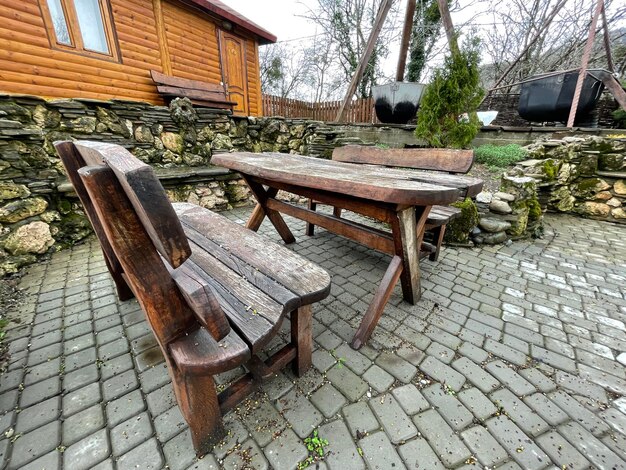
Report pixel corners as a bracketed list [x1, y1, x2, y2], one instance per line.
[396, 0, 417, 81]
[567, 0, 604, 128]
[436, 0, 458, 56]
[334, 0, 393, 122]
[601, 5, 614, 72]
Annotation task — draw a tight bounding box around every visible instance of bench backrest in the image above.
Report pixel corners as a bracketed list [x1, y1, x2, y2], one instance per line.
[332, 145, 474, 174]
[54, 140, 226, 346]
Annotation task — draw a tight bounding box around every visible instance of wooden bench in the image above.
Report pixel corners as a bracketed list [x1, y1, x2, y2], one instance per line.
[54, 141, 331, 456]
[307, 145, 477, 261]
[151, 70, 236, 110]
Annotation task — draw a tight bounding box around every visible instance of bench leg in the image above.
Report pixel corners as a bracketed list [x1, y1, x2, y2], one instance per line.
[306, 200, 317, 236]
[429, 225, 446, 262]
[170, 366, 225, 457]
[291, 304, 312, 376]
[333, 206, 342, 218]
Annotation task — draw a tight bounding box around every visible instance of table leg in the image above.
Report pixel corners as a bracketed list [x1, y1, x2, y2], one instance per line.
[391, 206, 430, 304]
[243, 177, 296, 244]
[246, 187, 279, 231]
[351, 255, 403, 349]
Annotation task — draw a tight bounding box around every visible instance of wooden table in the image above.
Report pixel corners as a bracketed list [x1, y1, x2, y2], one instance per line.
[213, 152, 483, 349]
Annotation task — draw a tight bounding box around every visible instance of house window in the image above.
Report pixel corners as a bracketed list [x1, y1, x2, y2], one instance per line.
[40, 0, 119, 60]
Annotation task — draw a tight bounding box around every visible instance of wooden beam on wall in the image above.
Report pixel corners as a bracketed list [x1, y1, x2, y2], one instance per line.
[153, 0, 173, 75]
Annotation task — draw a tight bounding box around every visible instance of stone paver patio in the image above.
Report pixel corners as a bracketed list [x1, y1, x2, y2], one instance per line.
[1, 207, 625, 470]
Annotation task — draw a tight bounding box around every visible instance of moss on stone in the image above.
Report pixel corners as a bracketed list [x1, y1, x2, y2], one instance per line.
[527, 197, 542, 222]
[542, 159, 559, 181]
[444, 198, 479, 244]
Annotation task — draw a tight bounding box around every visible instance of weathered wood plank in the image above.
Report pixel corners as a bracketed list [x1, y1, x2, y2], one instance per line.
[174, 203, 331, 306]
[74, 141, 192, 269]
[213, 153, 461, 206]
[333, 145, 474, 173]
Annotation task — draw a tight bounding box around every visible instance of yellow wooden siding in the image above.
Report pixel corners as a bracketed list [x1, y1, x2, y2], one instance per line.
[0, 0, 264, 115]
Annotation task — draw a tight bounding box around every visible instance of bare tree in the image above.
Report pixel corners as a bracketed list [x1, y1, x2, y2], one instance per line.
[301, 0, 402, 98]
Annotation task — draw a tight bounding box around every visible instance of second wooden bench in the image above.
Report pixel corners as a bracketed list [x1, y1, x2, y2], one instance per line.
[307, 145, 479, 261]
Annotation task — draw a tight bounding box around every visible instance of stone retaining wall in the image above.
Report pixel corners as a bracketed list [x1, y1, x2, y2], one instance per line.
[2, 93, 612, 276]
[511, 136, 626, 223]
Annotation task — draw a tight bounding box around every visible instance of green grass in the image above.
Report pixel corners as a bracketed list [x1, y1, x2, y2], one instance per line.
[474, 144, 527, 168]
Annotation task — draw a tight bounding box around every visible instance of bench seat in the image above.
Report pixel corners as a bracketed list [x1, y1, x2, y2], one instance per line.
[426, 205, 462, 228]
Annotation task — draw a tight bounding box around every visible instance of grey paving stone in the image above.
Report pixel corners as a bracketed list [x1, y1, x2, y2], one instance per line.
[222, 438, 268, 470]
[461, 425, 508, 468]
[363, 365, 394, 393]
[557, 421, 626, 470]
[457, 388, 497, 421]
[264, 428, 308, 470]
[530, 345, 576, 373]
[484, 361, 535, 396]
[20, 451, 60, 470]
[262, 372, 294, 401]
[578, 363, 626, 395]
[105, 389, 145, 428]
[24, 357, 61, 385]
[62, 382, 101, 418]
[0, 369, 23, 394]
[63, 363, 99, 393]
[414, 409, 470, 467]
[485, 338, 528, 366]
[535, 430, 590, 470]
[458, 341, 489, 363]
[101, 353, 134, 380]
[601, 432, 626, 461]
[102, 369, 138, 402]
[519, 368, 557, 393]
[359, 431, 404, 470]
[398, 437, 445, 470]
[391, 384, 429, 416]
[419, 356, 465, 392]
[326, 364, 368, 402]
[548, 390, 609, 437]
[451, 357, 500, 393]
[342, 402, 380, 438]
[422, 384, 473, 431]
[241, 395, 288, 447]
[186, 455, 220, 470]
[20, 375, 61, 408]
[485, 416, 549, 470]
[316, 330, 343, 351]
[64, 347, 97, 373]
[62, 404, 105, 446]
[490, 388, 549, 437]
[335, 343, 371, 375]
[138, 363, 170, 394]
[369, 393, 417, 444]
[0, 389, 18, 414]
[116, 437, 164, 470]
[8, 421, 60, 469]
[599, 407, 626, 436]
[62, 428, 109, 470]
[111, 412, 153, 456]
[576, 349, 625, 379]
[276, 389, 322, 439]
[146, 383, 176, 416]
[522, 393, 568, 426]
[310, 383, 346, 418]
[319, 419, 365, 470]
[425, 341, 455, 364]
[312, 349, 337, 373]
[162, 429, 195, 470]
[212, 414, 249, 460]
[15, 396, 60, 433]
[27, 343, 62, 367]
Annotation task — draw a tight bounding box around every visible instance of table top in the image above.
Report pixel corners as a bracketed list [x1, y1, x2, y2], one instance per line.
[213, 152, 483, 206]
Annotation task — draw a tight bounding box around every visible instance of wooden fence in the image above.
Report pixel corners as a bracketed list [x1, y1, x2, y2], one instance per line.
[262, 94, 380, 123]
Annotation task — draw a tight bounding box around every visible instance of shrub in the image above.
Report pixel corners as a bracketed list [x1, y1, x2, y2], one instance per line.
[415, 36, 484, 148]
[474, 144, 527, 168]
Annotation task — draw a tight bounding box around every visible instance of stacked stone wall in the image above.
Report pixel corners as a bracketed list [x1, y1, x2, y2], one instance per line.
[512, 136, 626, 223]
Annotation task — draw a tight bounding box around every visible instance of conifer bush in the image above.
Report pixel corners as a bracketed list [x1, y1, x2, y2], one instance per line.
[415, 37, 484, 148]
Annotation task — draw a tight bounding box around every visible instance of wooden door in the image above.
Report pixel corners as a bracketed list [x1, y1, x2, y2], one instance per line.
[219, 30, 248, 115]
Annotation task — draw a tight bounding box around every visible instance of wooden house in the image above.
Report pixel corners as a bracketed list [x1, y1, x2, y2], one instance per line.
[0, 0, 276, 116]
